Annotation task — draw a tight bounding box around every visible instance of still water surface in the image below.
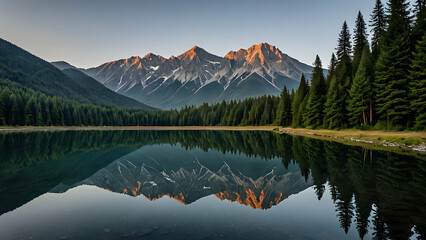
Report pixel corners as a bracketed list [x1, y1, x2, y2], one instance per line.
[0, 130, 424, 239]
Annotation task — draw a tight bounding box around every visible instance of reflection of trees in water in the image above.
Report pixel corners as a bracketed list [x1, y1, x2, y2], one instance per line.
[325, 141, 355, 234]
[348, 148, 374, 239]
[292, 136, 425, 239]
[372, 206, 388, 240]
[280, 133, 424, 239]
[0, 130, 425, 239]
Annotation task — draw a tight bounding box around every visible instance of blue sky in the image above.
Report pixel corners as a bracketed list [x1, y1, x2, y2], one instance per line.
[0, 0, 398, 68]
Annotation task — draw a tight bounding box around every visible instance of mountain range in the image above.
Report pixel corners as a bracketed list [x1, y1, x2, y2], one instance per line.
[54, 43, 318, 109]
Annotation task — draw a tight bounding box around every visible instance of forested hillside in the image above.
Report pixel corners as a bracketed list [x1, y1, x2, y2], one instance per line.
[0, 38, 152, 109]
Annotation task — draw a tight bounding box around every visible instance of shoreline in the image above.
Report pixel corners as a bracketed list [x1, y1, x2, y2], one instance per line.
[277, 127, 426, 155]
[0, 126, 424, 155]
[0, 126, 279, 132]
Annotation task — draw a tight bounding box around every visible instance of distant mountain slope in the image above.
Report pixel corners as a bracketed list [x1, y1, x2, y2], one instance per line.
[62, 69, 154, 109]
[51, 61, 78, 71]
[84, 43, 318, 109]
[0, 38, 153, 109]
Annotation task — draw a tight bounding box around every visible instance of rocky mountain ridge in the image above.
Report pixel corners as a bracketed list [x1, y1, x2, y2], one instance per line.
[61, 43, 318, 109]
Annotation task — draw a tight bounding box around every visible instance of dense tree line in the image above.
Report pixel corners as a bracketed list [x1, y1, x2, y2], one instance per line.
[0, 79, 151, 127]
[0, 0, 424, 130]
[283, 0, 426, 130]
[0, 77, 281, 127]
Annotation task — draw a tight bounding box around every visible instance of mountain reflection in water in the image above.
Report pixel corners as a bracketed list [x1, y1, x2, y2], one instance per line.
[52, 144, 310, 210]
[0, 130, 425, 240]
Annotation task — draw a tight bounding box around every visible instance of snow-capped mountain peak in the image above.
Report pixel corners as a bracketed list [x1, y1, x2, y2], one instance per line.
[82, 43, 315, 109]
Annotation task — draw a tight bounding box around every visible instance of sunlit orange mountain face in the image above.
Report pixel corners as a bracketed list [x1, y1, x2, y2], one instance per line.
[53, 43, 320, 109]
[52, 144, 311, 210]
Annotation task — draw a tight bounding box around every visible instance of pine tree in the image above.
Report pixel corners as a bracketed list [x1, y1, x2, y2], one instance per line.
[0, 94, 5, 125]
[63, 105, 72, 126]
[87, 109, 94, 126]
[324, 76, 347, 129]
[24, 97, 35, 125]
[72, 108, 80, 126]
[292, 74, 309, 127]
[232, 104, 244, 126]
[248, 102, 256, 125]
[409, 32, 426, 130]
[353, 11, 369, 75]
[282, 88, 292, 126]
[374, 0, 412, 128]
[283, 91, 292, 126]
[412, 0, 426, 47]
[36, 102, 44, 126]
[335, 21, 353, 87]
[348, 47, 374, 126]
[326, 53, 337, 89]
[241, 105, 249, 126]
[325, 21, 353, 128]
[304, 56, 326, 128]
[276, 88, 286, 126]
[0, 88, 11, 125]
[15, 94, 25, 125]
[299, 95, 309, 128]
[45, 107, 52, 126]
[260, 97, 272, 125]
[370, 0, 386, 61]
[51, 100, 59, 125]
[276, 87, 292, 126]
[336, 21, 352, 61]
[9, 95, 19, 126]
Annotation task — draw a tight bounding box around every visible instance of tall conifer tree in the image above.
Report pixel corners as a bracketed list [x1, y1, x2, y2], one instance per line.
[292, 74, 309, 127]
[374, 0, 412, 127]
[370, 0, 386, 61]
[326, 53, 337, 90]
[335, 21, 353, 88]
[348, 47, 374, 126]
[325, 21, 353, 128]
[276, 87, 286, 126]
[409, 32, 426, 130]
[0, 95, 5, 125]
[412, 0, 426, 47]
[282, 88, 292, 126]
[304, 56, 326, 128]
[353, 11, 369, 75]
[324, 75, 348, 129]
[336, 21, 353, 61]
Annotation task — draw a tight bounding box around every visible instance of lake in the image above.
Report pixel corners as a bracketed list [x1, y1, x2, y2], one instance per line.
[0, 130, 425, 240]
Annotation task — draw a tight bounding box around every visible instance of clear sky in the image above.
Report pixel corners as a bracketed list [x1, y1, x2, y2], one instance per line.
[0, 0, 392, 68]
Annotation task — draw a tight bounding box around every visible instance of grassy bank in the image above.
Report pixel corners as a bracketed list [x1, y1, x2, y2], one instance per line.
[277, 127, 426, 157]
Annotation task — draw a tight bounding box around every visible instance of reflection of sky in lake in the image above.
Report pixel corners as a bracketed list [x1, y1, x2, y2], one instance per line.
[0, 183, 365, 240]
